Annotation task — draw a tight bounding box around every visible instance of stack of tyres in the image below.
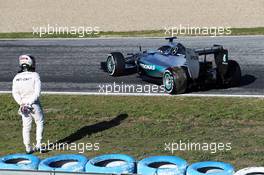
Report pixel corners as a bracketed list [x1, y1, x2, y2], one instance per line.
[137, 155, 188, 175]
[85, 154, 136, 174]
[38, 154, 88, 172]
[0, 154, 40, 170]
[234, 167, 264, 175]
[187, 161, 235, 175]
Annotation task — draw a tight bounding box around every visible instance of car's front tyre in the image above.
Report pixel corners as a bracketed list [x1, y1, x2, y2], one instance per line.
[106, 52, 125, 76]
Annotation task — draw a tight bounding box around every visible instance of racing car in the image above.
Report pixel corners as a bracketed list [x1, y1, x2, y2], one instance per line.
[102, 37, 241, 94]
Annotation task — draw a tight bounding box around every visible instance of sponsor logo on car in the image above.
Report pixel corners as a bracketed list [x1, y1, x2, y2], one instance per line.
[139, 63, 155, 70]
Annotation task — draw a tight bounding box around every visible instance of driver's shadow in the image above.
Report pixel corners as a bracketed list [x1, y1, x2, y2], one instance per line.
[41, 113, 128, 153]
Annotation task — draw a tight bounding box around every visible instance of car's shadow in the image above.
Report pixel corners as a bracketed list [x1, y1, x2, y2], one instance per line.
[240, 74, 257, 87]
[190, 74, 257, 92]
[40, 113, 128, 153]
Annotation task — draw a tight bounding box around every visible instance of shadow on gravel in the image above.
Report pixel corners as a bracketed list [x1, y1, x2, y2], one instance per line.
[240, 74, 257, 87]
[41, 113, 128, 153]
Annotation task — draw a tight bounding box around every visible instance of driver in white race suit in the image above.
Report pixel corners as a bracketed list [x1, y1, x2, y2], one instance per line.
[12, 55, 44, 154]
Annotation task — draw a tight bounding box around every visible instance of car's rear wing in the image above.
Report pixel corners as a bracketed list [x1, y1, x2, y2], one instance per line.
[195, 45, 229, 78]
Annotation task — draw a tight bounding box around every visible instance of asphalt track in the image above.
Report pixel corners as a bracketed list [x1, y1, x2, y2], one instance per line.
[0, 36, 263, 95]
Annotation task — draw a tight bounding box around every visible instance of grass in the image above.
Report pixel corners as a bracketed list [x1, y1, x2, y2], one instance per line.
[0, 27, 264, 38]
[0, 94, 264, 169]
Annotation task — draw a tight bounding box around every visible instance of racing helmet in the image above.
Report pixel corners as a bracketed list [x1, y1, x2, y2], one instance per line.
[18, 54, 36, 71]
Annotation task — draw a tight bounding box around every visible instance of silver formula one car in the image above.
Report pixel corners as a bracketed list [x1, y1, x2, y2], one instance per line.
[102, 37, 241, 94]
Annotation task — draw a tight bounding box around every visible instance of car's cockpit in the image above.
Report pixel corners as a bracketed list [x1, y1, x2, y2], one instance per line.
[158, 43, 186, 56]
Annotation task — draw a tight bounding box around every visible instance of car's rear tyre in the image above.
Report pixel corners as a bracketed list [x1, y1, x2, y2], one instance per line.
[224, 60, 241, 87]
[106, 52, 125, 76]
[163, 67, 187, 94]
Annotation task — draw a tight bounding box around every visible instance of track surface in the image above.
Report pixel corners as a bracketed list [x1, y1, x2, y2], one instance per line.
[0, 36, 263, 95]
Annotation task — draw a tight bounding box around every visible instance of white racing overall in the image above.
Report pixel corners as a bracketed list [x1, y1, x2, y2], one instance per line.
[12, 71, 44, 150]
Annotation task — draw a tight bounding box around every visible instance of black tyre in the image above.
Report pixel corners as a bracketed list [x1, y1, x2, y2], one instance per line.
[163, 67, 187, 94]
[224, 60, 241, 87]
[106, 52, 125, 76]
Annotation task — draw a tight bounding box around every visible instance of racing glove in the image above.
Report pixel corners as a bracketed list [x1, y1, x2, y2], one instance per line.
[19, 104, 33, 116]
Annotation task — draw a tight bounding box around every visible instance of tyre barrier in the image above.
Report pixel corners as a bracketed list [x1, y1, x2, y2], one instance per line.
[187, 161, 235, 175]
[234, 167, 264, 175]
[137, 155, 188, 175]
[85, 154, 136, 174]
[38, 154, 88, 172]
[0, 154, 40, 170]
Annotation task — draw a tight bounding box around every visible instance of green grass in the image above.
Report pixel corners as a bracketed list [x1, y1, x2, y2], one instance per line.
[0, 94, 264, 169]
[0, 27, 264, 38]
[231, 27, 264, 35]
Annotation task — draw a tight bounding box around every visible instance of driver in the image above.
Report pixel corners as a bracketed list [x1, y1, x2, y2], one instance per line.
[171, 47, 178, 55]
[158, 46, 178, 55]
[12, 55, 44, 154]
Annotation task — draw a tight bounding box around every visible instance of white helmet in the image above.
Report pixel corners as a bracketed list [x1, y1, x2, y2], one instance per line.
[19, 55, 33, 66]
[18, 55, 36, 71]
